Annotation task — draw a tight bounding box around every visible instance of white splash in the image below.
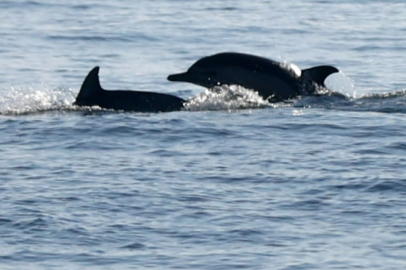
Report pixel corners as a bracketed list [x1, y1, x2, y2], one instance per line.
[279, 60, 302, 78]
[0, 85, 76, 115]
[287, 63, 302, 77]
[324, 71, 356, 98]
[183, 85, 272, 111]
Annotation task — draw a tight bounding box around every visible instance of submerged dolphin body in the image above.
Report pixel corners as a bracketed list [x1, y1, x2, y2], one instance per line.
[168, 52, 339, 101]
[74, 67, 185, 112]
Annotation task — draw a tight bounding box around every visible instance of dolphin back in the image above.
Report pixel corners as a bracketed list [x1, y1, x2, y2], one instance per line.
[74, 66, 103, 106]
[301, 65, 339, 87]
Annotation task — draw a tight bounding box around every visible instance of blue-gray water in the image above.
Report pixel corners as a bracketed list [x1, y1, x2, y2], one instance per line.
[1, 1, 406, 269]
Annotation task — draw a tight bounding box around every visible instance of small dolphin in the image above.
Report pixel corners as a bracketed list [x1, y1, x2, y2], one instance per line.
[74, 67, 185, 112]
[167, 52, 339, 101]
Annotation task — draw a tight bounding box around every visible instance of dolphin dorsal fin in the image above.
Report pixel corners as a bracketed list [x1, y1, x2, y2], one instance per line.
[76, 66, 103, 100]
[302, 65, 339, 87]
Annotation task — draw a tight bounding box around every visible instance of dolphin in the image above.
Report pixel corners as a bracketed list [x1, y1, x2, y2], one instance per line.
[74, 67, 185, 112]
[167, 52, 339, 101]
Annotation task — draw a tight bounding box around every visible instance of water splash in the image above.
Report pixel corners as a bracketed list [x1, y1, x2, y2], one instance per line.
[2, 83, 406, 115]
[0, 85, 76, 115]
[279, 61, 302, 78]
[278, 59, 356, 99]
[324, 71, 356, 98]
[183, 85, 277, 111]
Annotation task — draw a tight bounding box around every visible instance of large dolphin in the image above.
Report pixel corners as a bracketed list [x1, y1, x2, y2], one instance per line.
[74, 67, 185, 112]
[167, 52, 339, 101]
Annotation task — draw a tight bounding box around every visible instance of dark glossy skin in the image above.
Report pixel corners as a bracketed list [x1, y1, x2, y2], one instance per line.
[74, 67, 185, 113]
[168, 52, 339, 101]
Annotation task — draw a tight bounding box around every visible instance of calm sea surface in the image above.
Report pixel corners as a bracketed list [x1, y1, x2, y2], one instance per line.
[1, 1, 406, 269]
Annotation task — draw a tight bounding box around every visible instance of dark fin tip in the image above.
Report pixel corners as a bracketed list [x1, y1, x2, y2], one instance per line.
[302, 65, 339, 87]
[75, 66, 103, 104]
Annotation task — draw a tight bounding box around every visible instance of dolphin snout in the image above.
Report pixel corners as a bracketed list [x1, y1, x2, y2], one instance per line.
[167, 72, 189, 82]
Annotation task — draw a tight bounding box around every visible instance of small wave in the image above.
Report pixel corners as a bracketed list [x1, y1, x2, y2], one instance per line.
[292, 94, 353, 110]
[365, 179, 406, 193]
[13, 217, 49, 231]
[120, 243, 146, 250]
[0, 218, 12, 225]
[360, 89, 406, 100]
[293, 87, 406, 113]
[47, 34, 135, 43]
[352, 90, 406, 113]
